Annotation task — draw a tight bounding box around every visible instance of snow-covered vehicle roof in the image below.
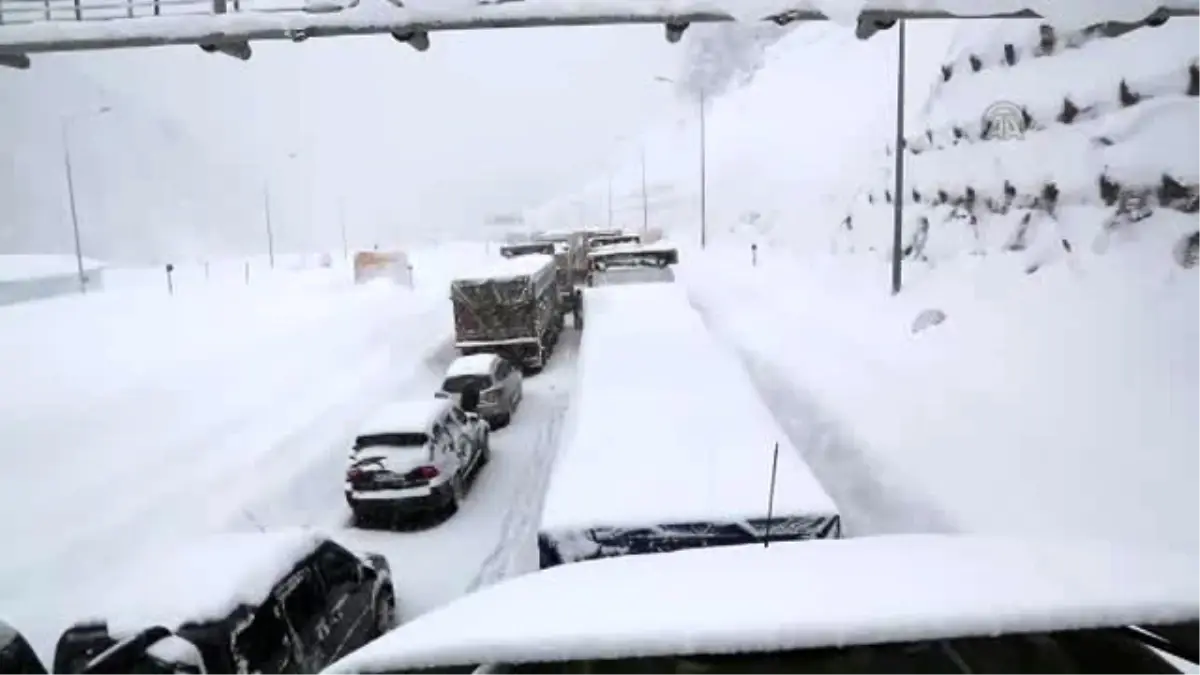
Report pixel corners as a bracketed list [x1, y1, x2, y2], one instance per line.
[324, 533, 1200, 673]
[74, 528, 326, 633]
[538, 283, 838, 561]
[358, 399, 454, 436]
[452, 253, 557, 285]
[444, 353, 501, 378]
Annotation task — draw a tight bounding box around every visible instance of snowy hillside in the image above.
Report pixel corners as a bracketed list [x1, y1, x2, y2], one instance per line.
[532, 17, 1199, 553]
[0, 62, 264, 261]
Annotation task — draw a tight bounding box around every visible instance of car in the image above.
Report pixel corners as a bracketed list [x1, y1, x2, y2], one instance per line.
[345, 399, 489, 527]
[435, 353, 523, 428]
[323, 534, 1199, 674]
[53, 529, 395, 674]
[0, 620, 47, 674]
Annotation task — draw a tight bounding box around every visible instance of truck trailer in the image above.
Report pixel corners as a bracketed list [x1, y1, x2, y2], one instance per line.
[450, 254, 563, 373]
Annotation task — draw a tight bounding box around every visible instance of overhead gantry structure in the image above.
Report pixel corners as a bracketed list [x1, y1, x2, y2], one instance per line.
[0, 0, 1196, 69]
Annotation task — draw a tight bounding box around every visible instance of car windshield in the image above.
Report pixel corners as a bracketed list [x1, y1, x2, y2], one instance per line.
[391, 627, 1190, 674]
[442, 375, 493, 393]
[354, 432, 428, 450]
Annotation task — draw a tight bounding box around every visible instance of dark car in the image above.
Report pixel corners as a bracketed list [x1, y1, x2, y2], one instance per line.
[54, 530, 396, 674]
[0, 620, 47, 673]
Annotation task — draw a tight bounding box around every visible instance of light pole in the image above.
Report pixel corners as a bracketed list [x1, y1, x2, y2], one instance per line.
[61, 105, 111, 294]
[890, 20, 907, 295]
[655, 75, 707, 248]
[639, 145, 649, 233]
[338, 197, 349, 260]
[262, 183, 276, 269]
[606, 174, 613, 230]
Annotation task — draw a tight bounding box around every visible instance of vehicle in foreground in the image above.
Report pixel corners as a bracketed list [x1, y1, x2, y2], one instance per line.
[1, 619, 46, 673]
[450, 254, 562, 373]
[55, 529, 395, 674]
[538, 282, 840, 569]
[346, 399, 489, 527]
[587, 242, 679, 286]
[436, 353, 523, 429]
[321, 533, 1200, 674]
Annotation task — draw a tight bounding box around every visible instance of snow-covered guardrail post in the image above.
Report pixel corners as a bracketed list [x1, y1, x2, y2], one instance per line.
[165, 263, 175, 296]
[751, 243, 758, 267]
[244, 261, 250, 286]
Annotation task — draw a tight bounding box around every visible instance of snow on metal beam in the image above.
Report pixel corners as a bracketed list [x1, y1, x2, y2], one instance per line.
[0, 0, 1196, 59]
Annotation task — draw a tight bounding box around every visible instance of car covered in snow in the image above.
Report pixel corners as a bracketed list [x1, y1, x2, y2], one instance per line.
[537, 283, 840, 569]
[1, 619, 46, 673]
[346, 399, 490, 527]
[586, 243, 678, 287]
[321, 534, 1200, 674]
[53, 529, 395, 674]
[436, 353, 524, 429]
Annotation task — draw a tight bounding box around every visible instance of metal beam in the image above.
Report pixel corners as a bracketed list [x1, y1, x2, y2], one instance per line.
[1, 1, 1195, 58]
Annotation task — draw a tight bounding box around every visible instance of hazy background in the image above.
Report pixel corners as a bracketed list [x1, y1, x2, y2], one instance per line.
[1, 22, 703, 260]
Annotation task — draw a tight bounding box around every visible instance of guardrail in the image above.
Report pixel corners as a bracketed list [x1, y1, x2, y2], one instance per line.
[0, 0, 346, 25]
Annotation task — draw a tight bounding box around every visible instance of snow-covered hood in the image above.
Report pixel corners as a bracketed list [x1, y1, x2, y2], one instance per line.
[324, 534, 1199, 673]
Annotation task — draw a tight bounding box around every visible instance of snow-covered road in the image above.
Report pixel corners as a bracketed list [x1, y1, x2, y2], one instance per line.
[0, 243, 580, 662]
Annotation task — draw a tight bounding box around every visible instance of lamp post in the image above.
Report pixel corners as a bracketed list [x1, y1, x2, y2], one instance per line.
[655, 75, 707, 248]
[61, 104, 112, 294]
[890, 20, 907, 295]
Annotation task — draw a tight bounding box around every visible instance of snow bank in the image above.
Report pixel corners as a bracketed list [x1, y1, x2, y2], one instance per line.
[0, 254, 105, 282]
[0, 242, 490, 659]
[683, 212, 1198, 553]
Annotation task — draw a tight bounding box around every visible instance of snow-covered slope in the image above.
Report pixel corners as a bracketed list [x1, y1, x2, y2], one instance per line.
[0, 62, 264, 261]
[534, 17, 1198, 553]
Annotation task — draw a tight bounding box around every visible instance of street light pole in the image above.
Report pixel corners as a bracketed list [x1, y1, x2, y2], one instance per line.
[699, 86, 708, 249]
[338, 197, 349, 260]
[606, 174, 613, 229]
[890, 20, 907, 295]
[639, 145, 649, 233]
[60, 105, 110, 295]
[263, 182, 276, 269]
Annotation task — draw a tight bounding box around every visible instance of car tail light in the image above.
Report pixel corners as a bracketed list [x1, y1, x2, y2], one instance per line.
[407, 466, 439, 480]
[347, 468, 365, 481]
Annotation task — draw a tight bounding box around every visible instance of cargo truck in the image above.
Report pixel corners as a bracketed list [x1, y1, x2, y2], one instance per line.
[450, 254, 563, 373]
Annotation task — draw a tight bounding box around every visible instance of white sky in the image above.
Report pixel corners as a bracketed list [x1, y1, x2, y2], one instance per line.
[20, 23, 689, 249]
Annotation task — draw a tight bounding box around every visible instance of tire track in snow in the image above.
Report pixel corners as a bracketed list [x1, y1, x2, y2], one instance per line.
[687, 291, 956, 537]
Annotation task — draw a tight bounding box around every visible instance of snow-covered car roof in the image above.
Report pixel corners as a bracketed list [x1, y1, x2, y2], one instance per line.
[325, 534, 1200, 673]
[359, 399, 453, 436]
[75, 528, 326, 634]
[452, 253, 557, 285]
[444, 353, 500, 378]
[540, 283, 837, 534]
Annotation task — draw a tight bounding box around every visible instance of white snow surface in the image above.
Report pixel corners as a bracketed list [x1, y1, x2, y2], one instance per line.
[454, 253, 556, 284]
[0, 242, 539, 662]
[357, 399, 454, 436]
[76, 528, 324, 633]
[539, 283, 836, 534]
[444, 352, 501, 378]
[326, 533, 1200, 673]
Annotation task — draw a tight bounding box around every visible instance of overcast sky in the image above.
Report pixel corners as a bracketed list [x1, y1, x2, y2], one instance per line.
[30, 23, 689, 243]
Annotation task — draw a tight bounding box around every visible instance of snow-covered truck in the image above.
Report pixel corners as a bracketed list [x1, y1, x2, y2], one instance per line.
[499, 240, 577, 314]
[450, 254, 563, 374]
[536, 283, 841, 568]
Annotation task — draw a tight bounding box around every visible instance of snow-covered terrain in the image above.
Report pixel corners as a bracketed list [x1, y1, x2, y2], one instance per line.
[0, 241, 579, 663]
[535, 16, 1198, 555]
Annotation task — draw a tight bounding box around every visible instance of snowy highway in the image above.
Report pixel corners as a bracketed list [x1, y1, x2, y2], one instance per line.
[0, 245, 582, 663]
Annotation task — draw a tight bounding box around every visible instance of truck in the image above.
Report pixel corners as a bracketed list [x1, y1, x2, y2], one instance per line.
[499, 240, 577, 316]
[450, 253, 563, 373]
